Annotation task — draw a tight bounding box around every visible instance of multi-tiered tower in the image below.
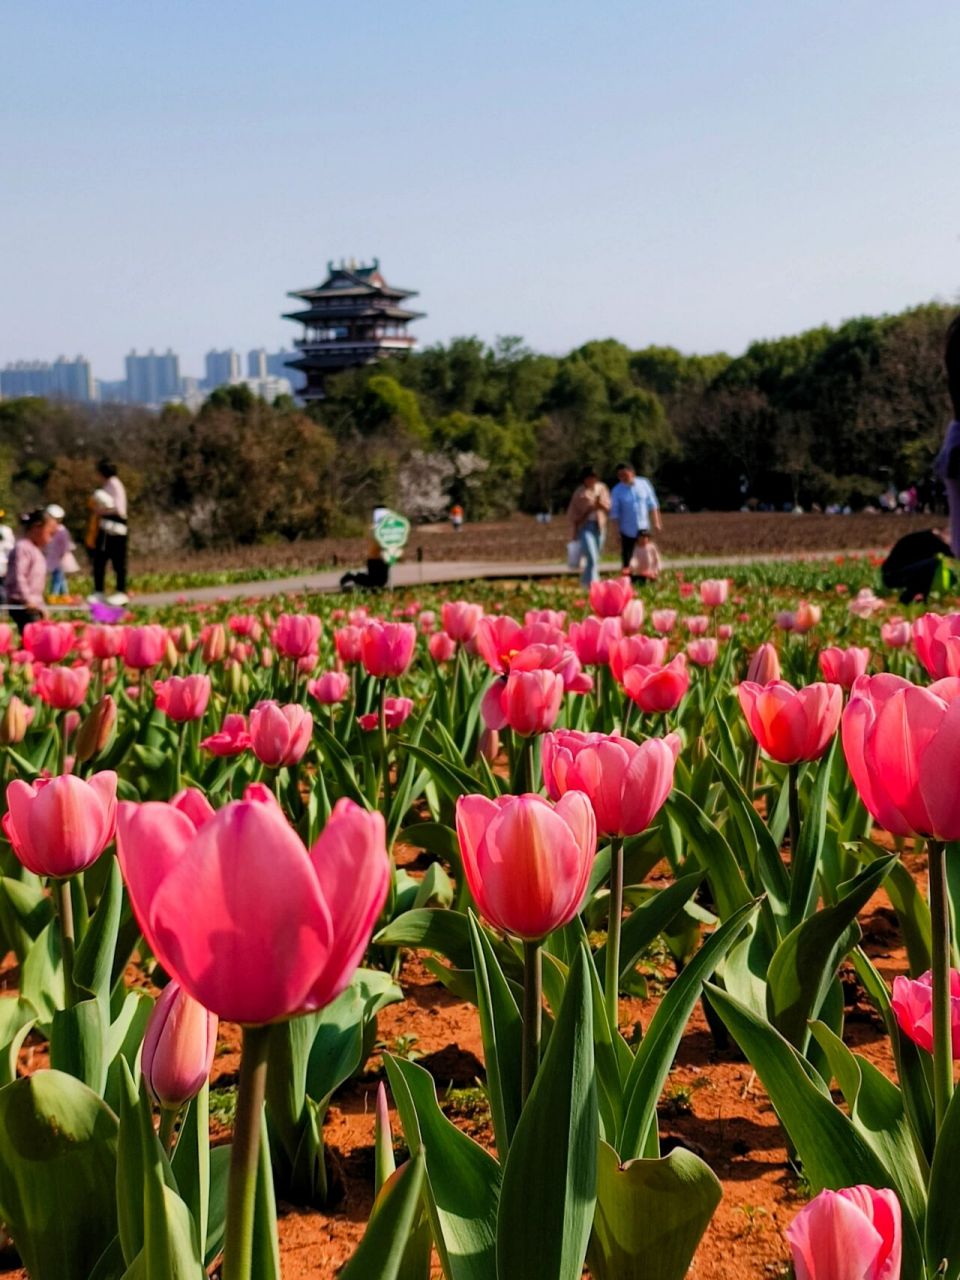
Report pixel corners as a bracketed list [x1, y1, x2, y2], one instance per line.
[283, 258, 424, 400]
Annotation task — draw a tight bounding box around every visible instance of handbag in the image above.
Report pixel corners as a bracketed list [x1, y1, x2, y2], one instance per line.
[567, 539, 582, 570]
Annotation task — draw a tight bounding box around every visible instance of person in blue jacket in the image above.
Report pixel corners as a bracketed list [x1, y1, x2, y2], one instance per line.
[609, 461, 662, 569]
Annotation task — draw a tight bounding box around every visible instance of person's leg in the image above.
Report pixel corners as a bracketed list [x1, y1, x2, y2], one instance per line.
[111, 536, 128, 594]
[50, 568, 66, 595]
[620, 533, 637, 569]
[580, 526, 599, 586]
[93, 544, 107, 593]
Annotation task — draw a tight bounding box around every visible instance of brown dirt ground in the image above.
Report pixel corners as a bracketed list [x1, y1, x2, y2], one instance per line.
[0, 837, 922, 1280]
[127, 510, 938, 579]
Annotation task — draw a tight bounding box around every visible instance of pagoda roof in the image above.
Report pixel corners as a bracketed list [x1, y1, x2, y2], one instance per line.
[288, 258, 418, 304]
[282, 303, 424, 324]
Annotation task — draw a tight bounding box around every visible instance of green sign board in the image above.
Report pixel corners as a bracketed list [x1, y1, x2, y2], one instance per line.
[374, 510, 410, 563]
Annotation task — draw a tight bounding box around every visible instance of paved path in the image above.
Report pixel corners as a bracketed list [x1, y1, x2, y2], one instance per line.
[129, 548, 882, 608]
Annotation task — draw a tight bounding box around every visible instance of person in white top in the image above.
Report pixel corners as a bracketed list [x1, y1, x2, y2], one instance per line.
[90, 459, 129, 603]
[0, 511, 15, 603]
[44, 504, 79, 596]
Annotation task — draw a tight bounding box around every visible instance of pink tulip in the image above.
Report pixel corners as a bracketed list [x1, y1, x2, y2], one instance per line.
[3, 772, 117, 878]
[776, 611, 796, 632]
[651, 609, 677, 634]
[0, 696, 33, 745]
[819, 646, 871, 690]
[891, 969, 960, 1058]
[739, 680, 842, 765]
[848, 588, 883, 620]
[154, 674, 212, 722]
[123, 625, 169, 670]
[142, 981, 218, 1109]
[717, 623, 734, 641]
[36, 664, 91, 710]
[248, 701, 313, 767]
[307, 671, 351, 705]
[786, 1185, 901, 1280]
[23, 621, 75, 664]
[589, 577, 633, 618]
[686, 639, 719, 667]
[500, 669, 564, 736]
[841, 673, 960, 838]
[609, 634, 666, 684]
[116, 795, 390, 1023]
[441, 601, 483, 644]
[86, 624, 125, 660]
[334, 625, 363, 665]
[914, 613, 960, 679]
[200, 624, 227, 665]
[679, 582, 695, 599]
[229, 614, 262, 640]
[620, 598, 645, 636]
[794, 601, 822, 633]
[357, 697, 414, 732]
[475, 615, 523, 674]
[170, 787, 218, 827]
[525, 609, 567, 629]
[684, 615, 709, 636]
[699, 579, 728, 608]
[201, 714, 252, 757]
[881, 620, 912, 649]
[569, 616, 622, 667]
[746, 642, 781, 685]
[623, 654, 690, 713]
[0, 624, 12, 655]
[361, 621, 417, 679]
[481, 678, 509, 731]
[542, 730, 680, 837]
[455, 792, 596, 939]
[428, 631, 457, 663]
[272, 613, 322, 660]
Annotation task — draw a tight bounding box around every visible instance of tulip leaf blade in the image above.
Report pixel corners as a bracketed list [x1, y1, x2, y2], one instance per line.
[593, 869, 705, 981]
[0, 1069, 119, 1280]
[705, 983, 925, 1275]
[618, 898, 760, 1160]
[20, 918, 65, 1031]
[496, 944, 598, 1280]
[50, 998, 106, 1094]
[587, 1141, 721, 1280]
[383, 1054, 501, 1280]
[664, 790, 752, 920]
[467, 912, 522, 1159]
[339, 1152, 427, 1280]
[925, 1079, 960, 1278]
[766, 855, 895, 1052]
[0, 996, 36, 1087]
[788, 740, 836, 927]
[75, 855, 124, 1012]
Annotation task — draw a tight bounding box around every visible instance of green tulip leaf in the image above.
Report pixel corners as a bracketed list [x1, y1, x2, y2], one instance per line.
[593, 870, 704, 980]
[0, 1069, 119, 1280]
[588, 1141, 722, 1280]
[50, 998, 106, 1094]
[0, 996, 36, 1086]
[467, 912, 522, 1159]
[20, 918, 65, 1030]
[339, 1153, 427, 1280]
[496, 944, 597, 1280]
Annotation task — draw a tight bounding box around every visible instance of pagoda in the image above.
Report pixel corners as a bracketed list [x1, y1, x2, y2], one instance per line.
[283, 258, 424, 400]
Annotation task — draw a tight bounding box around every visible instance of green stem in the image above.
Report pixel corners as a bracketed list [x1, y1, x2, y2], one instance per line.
[222, 1024, 271, 1280]
[788, 763, 801, 858]
[521, 735, 537, 794]
[175, 721, 185, 793]
[158, 1106, 179, 1157]
[521, 939, 542, 1103]
[928, 838, 954, 1133]
[378, 680, 392, 819]
[58, 711, 69, 777]
[605, 837, 624, 1032]
[743, 737, 760, 799]
[54, 878, 77, 1008]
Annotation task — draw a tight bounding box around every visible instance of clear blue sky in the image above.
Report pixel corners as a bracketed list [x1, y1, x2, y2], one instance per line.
[3, 0, 959, 380]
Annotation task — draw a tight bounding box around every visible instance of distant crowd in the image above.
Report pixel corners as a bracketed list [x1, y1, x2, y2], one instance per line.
[0, 458, 128, 631]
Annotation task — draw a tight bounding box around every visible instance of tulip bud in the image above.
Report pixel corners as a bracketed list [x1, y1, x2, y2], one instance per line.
[261, 646, 274, 669]
[0, 696, 30, 745]
[141, 981, 218, 1109]
[477, 726, 500, 763]
[746, 642, 781, 685]
[226, 662, 244, 697]
[163, 637, 179, 669]
[202, 624, 226, 665]
[74, 695, 118, 763]
[177, 623, 194, 654]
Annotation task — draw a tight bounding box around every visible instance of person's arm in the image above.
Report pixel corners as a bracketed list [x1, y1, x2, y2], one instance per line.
[609, 485, 622, 526]
[647, 481, 663, 532]
[597, 485, 611, 514]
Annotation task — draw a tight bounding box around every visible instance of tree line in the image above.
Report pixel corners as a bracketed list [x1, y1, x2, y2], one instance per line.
[0, 300, 954, 548]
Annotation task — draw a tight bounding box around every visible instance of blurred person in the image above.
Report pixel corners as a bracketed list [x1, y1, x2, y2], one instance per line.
[629, 530, 661, 587]
[610, 460, 662, 569]
[449, 502, 464, 532]
[0, 511, 14, 605]
[6, 509, 56, 632]
[340, 506, 391, 591]
[89, 458, 128, 605]
[44, 504, 79, 596]
[566, 464, 611, 586]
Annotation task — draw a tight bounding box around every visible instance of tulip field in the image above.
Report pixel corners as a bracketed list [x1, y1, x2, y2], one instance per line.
[3, 552, 960, 1280]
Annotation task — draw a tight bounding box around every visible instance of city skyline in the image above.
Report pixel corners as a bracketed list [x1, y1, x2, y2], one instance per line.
[4, 3, 960, 378]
